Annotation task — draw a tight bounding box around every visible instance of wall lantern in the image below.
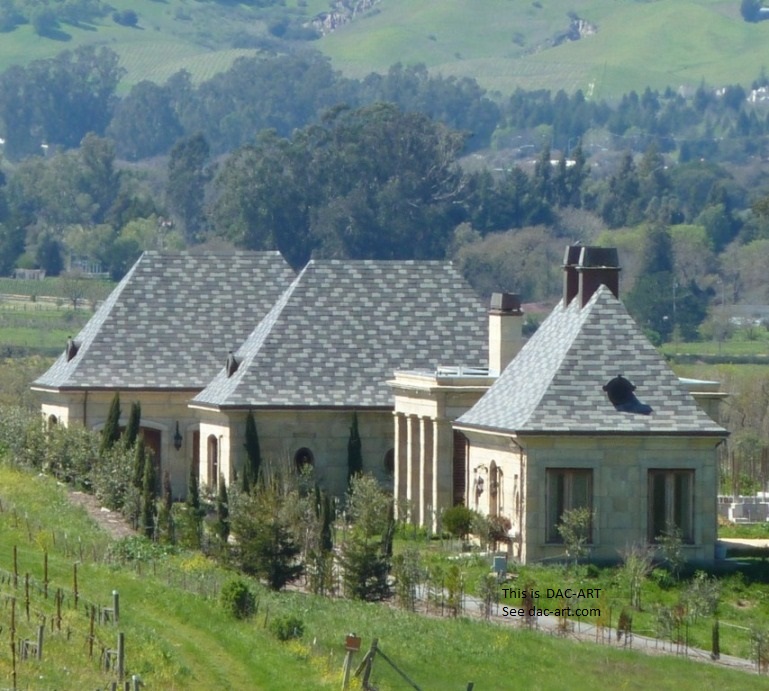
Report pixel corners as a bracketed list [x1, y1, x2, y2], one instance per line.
[475, 474, 485, 496]
[173, 422, 183, 451]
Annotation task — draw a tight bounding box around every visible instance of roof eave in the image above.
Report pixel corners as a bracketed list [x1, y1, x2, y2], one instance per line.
[453, 422, 728, 438]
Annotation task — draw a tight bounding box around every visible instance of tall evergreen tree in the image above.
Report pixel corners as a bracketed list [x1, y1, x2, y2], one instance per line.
[132, 436, 147, 489]
[216, 475, 230, 544]
[347, 412, 363, 485]
[100, 392, 121, 454]
[140, 450, 157, 539]
[123, 401, 141, 449]
[243, 410, 261, 491]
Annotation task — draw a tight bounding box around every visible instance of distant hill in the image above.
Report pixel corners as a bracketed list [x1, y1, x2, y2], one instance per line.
[1, 1, 769, 99]
[317, 0, 769, 99]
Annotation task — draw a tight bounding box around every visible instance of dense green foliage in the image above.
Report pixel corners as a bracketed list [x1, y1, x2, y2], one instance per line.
[220, 578, 256, 620]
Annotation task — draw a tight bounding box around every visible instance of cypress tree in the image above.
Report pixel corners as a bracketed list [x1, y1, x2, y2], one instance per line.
[347, 412, 363, 485]
[187, 456, 201, 513]
[216, 475, 230, 543]
[132, 436, 146, 489]
[320, 491, 334, 553]
[123, 401, 141, 449]
[100, 391, 121, 454]
[157, 469, 174, 544]
[243, 410, 261, 490]
[140, 450, 157, 539]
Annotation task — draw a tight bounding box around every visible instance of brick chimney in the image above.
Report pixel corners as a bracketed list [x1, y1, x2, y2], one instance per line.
[576, 246, 620, 307]
[488, 292, 522, 375]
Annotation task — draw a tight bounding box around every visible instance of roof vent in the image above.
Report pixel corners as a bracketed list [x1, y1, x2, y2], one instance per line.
[603, 375, 652, 415]
[225, 350, 239, 377]
[65, 337, 79, 362]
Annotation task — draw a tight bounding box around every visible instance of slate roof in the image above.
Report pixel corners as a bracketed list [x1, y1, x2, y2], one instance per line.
[456, 285, 727, 436]
[32, 251, 295, 390]
[192, 260, 487, 409]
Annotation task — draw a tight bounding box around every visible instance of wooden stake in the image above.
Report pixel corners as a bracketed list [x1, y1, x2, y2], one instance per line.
[10, 597, 17, 691]
[117, 632, 125, 680]
[36, 625, 44, 661]
[341, 651, 354, 690]
[12, 544, 18, 588]
[73, 563, 78, 608]
[44, 551, 48, 598]
[89, 606, 95, 658]
[24, 573, 29, 621]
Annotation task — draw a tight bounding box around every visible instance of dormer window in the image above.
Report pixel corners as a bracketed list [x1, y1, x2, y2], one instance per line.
[65, 337, 79, 362]
[225, 350, 239, 377]
[603, 375, 652, 415]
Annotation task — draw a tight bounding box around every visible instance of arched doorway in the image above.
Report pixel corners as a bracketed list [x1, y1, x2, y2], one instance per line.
[294, 447, 314, 473]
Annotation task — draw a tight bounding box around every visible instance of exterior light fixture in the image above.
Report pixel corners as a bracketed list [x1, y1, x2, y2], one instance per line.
[475, 475, 485, 496]
[173, 422, 183, 451]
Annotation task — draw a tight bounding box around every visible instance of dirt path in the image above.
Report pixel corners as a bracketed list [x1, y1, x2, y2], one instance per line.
[67, 490, 136, 540]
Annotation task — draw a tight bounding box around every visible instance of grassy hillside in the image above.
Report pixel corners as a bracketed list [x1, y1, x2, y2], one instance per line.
[1, 1, 768, 98]
[0, 463, 764, 689]
[319, 0, 769, 98]
[0, 0, 317, 89]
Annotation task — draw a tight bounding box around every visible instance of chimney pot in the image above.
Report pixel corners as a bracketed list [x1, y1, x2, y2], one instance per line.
[576, 246, 621, 307]
[490, 292, 522, 313]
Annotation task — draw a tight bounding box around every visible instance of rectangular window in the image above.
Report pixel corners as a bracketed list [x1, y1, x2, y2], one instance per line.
[546, 469, 593, 543]
[648, 470, 694, 543]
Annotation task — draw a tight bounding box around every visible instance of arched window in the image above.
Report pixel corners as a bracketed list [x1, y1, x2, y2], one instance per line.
[294, 447, 314, 472]
[207, 435, 219, 490]
[384, 448, 395, 476]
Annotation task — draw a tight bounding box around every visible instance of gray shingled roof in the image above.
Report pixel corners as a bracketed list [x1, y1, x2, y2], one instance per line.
[192, 260, 487, 409]
[456, 285, 726, 436]
[33, 251, 295, 390]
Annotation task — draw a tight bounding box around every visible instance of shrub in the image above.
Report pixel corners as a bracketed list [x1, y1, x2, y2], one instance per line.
[442, 505, 475, 539]
[220, 579, 255, 620]
[269, 614, 304, 641]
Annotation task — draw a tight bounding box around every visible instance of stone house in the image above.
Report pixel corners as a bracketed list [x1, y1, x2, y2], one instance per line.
[33, 251, 487, 498]
[190, 259, 487, 497]
[32, 251, 296, 496]
[453, 247, 728, 563]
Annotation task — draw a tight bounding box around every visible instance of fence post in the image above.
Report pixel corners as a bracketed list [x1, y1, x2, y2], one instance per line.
[36, 625, 44, 661]
[113, 590, 120, 624]
[117, 632, 125, 680]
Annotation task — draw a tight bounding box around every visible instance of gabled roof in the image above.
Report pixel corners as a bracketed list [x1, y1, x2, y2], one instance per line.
[33, 251, 295, 391]
[192, 259, 487, 409]
[456, 285, 726, 436]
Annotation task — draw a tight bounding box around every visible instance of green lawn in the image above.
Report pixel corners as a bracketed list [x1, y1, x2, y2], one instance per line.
[0, 464, 764, 689]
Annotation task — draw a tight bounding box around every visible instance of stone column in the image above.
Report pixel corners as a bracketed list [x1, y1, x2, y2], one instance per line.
[431, 418, 440, 533]
[405, 415, 418, 522]
[393, 413, 406, 519]
[419, 417, 433, 528]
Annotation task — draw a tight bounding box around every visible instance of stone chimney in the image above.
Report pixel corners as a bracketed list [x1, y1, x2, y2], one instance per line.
[488, 292, 522, 375]
[563, 245, 621, 308]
